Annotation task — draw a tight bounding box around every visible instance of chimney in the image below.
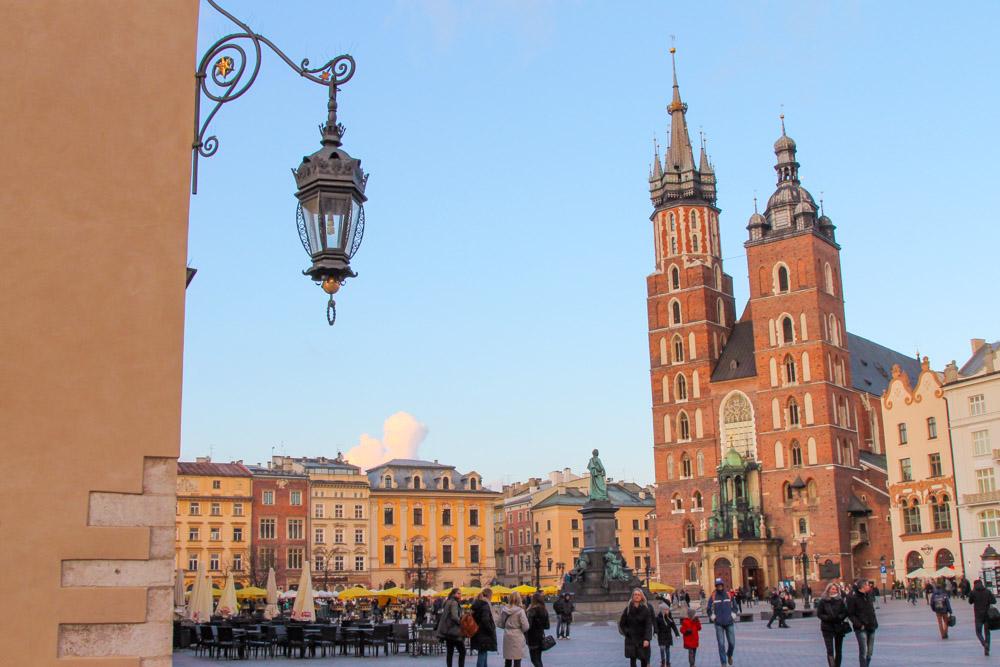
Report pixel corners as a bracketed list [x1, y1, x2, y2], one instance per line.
[944, 360, 959, 384]
[972, 339, 987, 355]
[986, 349, 997, 374]
[196, 456, 210, 463]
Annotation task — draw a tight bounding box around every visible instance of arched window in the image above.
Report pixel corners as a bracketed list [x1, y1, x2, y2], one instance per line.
[670, 237, 678, 254]
[672, 494, 683, 511]
[806, 479, 818, 500]
[790, 441, 802, 467]
[784, 354, 797, 384]
[666, 454, 675, 480]
[679, 414, 691, 442]
[931, 494, 951, 531]
[715, 265, 722, 289]
[903, 499, 921, 534]
[692, 234, 700, 252]
[684, 522, 696, 548]
[905, 551, 924, 574]
[717, 299, 724, 325]
[782, 317, 794, 344]
[980, 509, 1000, 538]
[680, 452, 692, 477]
[673, 335, 684, 363]
[935, 548, 955, 570]
[671, 300, 682, 325]
[669, 213, 676, 231]
[798, 518, 807, 535]
[693, 491, 703, 509]
[671, 266, 680, 290]
[824, 262, 834, 295]
[469, 477, 478, 490]
[412, 476, 421, 489]
[788, 397, 800, 426]
[783, 482, 793, 502]
[696, 451, 705, 476]
[777, 265, 790, 293]
[690, 210, 698, 227]
[441, 476, 450, 490]
[676, 374, 688, 401]
[383, 475, 392, 489]
[687, 561, 698, 582]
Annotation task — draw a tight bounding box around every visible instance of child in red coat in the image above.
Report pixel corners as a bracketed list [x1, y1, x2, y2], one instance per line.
[679, 607, 701, 667]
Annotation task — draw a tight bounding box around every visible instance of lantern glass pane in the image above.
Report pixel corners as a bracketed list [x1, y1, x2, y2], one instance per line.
[302, 194, 322, 255]
[321, 195, 349, 251]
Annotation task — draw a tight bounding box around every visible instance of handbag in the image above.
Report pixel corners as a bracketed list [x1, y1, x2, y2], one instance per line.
[987, 606, 1000, 631]
[837, 620, 852, 636]
[947, 614, 957, 628]
[541, 635, 557, 651]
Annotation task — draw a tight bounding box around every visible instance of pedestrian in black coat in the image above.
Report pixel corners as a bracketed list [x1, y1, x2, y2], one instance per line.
[619, 589, 654, 667]
[969, 579, 998, 656]
[817, 583, 850, 667]
[525, 593, 549, 667]
[847, 580, 878, 667]
[471, 588, 498, 663]
[653, 603, 680, 666]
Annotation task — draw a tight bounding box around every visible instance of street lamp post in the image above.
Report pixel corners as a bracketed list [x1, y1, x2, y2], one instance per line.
[880, 555, 888, 603]
[800, 540, 810, 606]
[533, 541, 542, 590]
[644, 555, 651, 588]
[404, 545, 425, 598]
[192, 0, 369, 326]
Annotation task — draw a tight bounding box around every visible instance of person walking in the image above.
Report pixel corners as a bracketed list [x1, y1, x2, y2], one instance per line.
[553, 595, 566, 639]
[969, 579, 997, 655]
[847, 579, 878, 667]
[471, 588, 498, 667]
[416, 597, 428, 625]
[930, 584, 953, 639]
[817, 582, 850, 667]
[679, 607, 701, 667]
[707, 578, 736, 666]
[500, 592, 530, 667]
[653, 602, 680, 667]
[766, 588, 788, 629]
[525, 592, 549, 667]
[619, 588, 654, 667]
[437, 588, 467, 667]
[554, 593, 575, 639]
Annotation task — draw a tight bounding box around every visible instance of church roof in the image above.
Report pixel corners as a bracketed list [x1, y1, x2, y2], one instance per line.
[711, 321, 757, 382]
[847, 333, 922, 396]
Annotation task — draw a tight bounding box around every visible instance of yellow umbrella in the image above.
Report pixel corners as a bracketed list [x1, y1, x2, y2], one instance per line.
[237, 586, 268, 600]
[432, 589, 451, 597]
[264, 567, 279, 620]
[187, 561, 214, 622]
[338, 585, 374, 601]
[541, 585, 560, 596]
[649, 582, 675, 593]
[512, 584, 537, 596]
[489, 585, 513, 601]
[376, 586, 416, 603]
[216, 571, 238, 618]
[459, 586, 482, 598]
[291, 561, 316, 621]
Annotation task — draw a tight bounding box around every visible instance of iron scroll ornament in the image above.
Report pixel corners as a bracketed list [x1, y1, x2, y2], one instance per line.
[191, 0, 356, 194]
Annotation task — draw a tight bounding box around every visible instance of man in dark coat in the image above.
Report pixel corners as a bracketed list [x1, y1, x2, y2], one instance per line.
[969, 579, 998, 655]
[553, 593, 575, 639]
[847, 579, 878, 667]
[766, 589, 788, 629]
[470, 588, 497, 667]
[619, 589, 654, 667]
[415, 597, 428, 625]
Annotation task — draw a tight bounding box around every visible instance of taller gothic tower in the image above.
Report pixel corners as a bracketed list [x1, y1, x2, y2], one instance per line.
[647, 50, 736, 586]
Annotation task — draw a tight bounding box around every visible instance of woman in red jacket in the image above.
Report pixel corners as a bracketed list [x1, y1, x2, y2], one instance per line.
[679, 607, 701, 667]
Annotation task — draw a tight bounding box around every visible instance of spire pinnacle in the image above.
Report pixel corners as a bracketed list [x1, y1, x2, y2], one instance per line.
[780, 112, 786, 137]
[753, 194, 758, 214]
[651, 134, 663, 179]
[664, 46, 694, 173]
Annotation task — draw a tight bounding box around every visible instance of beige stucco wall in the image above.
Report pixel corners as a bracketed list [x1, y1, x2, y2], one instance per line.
[0, 1, 199, 665]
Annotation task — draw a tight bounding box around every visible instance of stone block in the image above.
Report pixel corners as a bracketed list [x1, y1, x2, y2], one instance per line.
[89, 492, 174, 527]
[142, 457, 177, 496]
[146, 586, 175, 621]
[148, 526, 176, 559]
[62, 559, 172, 587]
[59, 622, 172, 657]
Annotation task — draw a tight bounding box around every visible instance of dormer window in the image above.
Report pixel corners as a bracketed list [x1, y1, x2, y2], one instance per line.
[469, 477, 478, 491]
[412, 476, 421, 490]
[441, 476, 450, 490]
[383, 475, 392, 489]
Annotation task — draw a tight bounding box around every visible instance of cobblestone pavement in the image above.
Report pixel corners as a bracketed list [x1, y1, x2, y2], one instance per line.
[174, 599, 990, 666]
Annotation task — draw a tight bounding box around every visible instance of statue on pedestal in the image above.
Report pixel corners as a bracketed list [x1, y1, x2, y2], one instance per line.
[603, 551, 630, 586]
[587, 449, 608, 502]
[568, 552, 590, 582]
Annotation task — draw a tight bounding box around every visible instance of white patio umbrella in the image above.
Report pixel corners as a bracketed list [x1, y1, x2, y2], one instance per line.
[174, 568, 186, 611]
[216, 570, 238, 618]
[291, 561, 316, 622]
[907, 567, 934, 579]
[264, 567, 279, 620]
[279, 589, 298, 600]
[187, 561, 214, 622]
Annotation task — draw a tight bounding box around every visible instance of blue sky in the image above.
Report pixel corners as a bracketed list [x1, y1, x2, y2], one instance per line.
[182, 1, 1000, 486]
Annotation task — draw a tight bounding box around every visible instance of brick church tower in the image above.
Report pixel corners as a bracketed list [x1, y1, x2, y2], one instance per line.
[648, 53, 902, 593]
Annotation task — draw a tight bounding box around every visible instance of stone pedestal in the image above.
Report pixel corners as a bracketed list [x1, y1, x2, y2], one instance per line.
[561, 500, 641, 604]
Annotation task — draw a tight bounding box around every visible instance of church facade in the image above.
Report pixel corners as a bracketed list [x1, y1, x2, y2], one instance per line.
[647, 52, 920, 594]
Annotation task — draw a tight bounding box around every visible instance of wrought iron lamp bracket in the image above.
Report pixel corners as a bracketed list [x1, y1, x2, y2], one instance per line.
[191, 0, 355, 194]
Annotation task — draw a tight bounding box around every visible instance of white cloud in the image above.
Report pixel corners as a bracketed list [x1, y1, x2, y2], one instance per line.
[344, 412, 429, 471]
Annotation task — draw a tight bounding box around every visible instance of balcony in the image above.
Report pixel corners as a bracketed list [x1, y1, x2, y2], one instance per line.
[963, 489, 1000, 506]
[850, 530, 870, 549]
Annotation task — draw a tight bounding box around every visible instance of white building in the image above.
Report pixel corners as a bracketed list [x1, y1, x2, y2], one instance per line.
[945, 339, 1000, 586]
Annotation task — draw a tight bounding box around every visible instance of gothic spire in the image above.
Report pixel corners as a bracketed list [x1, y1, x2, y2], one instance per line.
[664, 48, 695, 173]
[652, 135, 663, 180]
[699, 130, 713, 174]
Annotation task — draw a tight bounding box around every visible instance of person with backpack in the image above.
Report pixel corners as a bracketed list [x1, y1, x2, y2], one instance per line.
[470, 588, 497, 667]
[707, 578, 736, 666]
[679, 606, 701, 667]
[930, 584, 953, 639]
[766, 588, 788, 629]
[847, 579, 878, 667]
[500, 592, 530, 667]
[619, 588, 654, 667]
[437, 588, 466, 667]
[525, 592, 550, 667]
[969, 579, 997, 655]
[653, 602, 680, 667]
[817, 582, 850, 667]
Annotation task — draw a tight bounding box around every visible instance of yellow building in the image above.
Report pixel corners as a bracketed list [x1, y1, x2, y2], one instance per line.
[272, 454, 373, 590]
[531, 478, 655, 587]
[368, 459, 499, 589]
[176, 459, 253, 588]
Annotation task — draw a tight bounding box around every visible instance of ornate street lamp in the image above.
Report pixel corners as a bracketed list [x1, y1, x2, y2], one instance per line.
[192, 0, 368, 326]
[800, 539, 810, 605]
[644, 555, 651, 588]
[533, 541, 542, 589]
